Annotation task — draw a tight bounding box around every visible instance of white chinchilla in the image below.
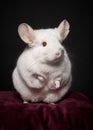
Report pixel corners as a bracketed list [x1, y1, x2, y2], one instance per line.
[12, 19, 72, 103]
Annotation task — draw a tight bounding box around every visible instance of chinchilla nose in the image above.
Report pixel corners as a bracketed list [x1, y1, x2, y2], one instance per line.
[55, 49, 64, 58]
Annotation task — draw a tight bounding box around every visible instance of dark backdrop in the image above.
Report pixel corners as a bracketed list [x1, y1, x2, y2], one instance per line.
[0, 1, 93, 99]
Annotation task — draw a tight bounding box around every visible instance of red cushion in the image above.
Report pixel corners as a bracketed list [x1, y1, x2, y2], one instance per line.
[0, 90, 93, 130]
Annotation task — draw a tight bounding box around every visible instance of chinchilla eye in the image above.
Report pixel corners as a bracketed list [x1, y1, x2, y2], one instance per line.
[42, 41, 47, 47]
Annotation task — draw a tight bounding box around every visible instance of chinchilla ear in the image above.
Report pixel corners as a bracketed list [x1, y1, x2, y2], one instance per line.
[18, 23, 35, 44]
[58, 19, 70, 40]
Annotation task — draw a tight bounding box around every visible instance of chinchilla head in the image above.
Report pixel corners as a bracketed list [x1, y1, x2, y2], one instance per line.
[18, 19, 70, 64]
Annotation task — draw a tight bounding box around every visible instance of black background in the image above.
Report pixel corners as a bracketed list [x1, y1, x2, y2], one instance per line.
[0, 1, 93, 99]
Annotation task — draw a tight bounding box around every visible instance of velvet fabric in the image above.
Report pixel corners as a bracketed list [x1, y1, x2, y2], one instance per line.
[0, 90, 93, 130]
